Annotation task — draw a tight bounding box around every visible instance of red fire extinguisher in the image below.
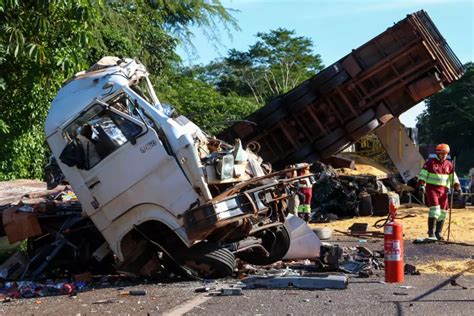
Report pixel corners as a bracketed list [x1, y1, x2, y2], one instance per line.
[384, 203, 404, 283]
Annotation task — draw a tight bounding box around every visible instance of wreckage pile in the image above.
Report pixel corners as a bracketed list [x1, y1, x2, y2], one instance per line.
[0, 157, 405, 283]
[0, 178, 424, 302]
[0, 184, 115, 281]
[309, 160, 402, 222]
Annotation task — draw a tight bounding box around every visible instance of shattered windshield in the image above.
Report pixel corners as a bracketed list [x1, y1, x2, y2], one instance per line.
[132, 77, 156, 106]
[62, 104, 142, 169]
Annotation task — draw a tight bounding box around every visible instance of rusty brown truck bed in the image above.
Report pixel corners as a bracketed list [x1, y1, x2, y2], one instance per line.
[218, 10, 465, 169]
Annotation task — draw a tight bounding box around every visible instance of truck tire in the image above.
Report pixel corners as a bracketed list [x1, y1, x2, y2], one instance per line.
[348, 118, 380, 141]
[376, 103, 394, 124]
[287, 146, 321, 164]
[179, 242, 235, 279]
[320, 136, 351, 158]
[287, 91, 317, 112]
[284, 81, 312, 103]
[260, 107, 289, 129]
[316, 71, 349, 95]
[345, 109, 375, 133]
[314, 128, 345, 150]
[255, 98, 283, 120]
[312, 62, 343, 87]
[236, 225, 290, 265]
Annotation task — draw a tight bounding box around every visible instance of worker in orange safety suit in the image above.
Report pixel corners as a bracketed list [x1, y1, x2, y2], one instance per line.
[297, 164, 314, 222]
[418, 143, 460, 240]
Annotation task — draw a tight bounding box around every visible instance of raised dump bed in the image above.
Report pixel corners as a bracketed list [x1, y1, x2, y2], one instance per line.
[218, 10, 465, 169]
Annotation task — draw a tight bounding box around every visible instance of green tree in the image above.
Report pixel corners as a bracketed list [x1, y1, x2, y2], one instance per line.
[161, 72, 260, 136]
[0, 0, 237, 180]
[417, 62, 474, 175]
[194, 28, 324, 104]
[0, 0, 101, 180]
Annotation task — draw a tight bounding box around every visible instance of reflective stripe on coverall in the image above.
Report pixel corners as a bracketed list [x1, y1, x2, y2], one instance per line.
[418, 158, 458, 220]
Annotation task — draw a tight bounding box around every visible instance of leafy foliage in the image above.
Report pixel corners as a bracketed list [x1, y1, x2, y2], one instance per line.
[417, 62, 474, 175]
[0, 0, 101, 180]
[0, 1, 324, 181]
[193, 28, 324, 104]
[161, 73, 260, 135]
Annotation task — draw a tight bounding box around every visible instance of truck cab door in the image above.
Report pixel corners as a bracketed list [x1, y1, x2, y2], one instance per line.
[62, 99, 194, 219]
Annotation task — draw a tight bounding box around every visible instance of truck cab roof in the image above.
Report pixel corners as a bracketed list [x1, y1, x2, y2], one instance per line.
[45, 57, 147, 138]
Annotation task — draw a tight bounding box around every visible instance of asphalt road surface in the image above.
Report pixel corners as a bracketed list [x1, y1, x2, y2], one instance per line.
[1, 237, 472, 315]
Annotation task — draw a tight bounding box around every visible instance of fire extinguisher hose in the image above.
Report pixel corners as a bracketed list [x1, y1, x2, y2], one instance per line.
[373, 213, 417, 229]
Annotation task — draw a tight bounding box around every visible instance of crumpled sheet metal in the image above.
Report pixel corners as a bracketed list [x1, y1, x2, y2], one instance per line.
[283, 214, 321, 259]
[242, 275, 348, 290]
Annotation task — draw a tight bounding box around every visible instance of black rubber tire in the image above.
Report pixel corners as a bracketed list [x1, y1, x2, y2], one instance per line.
[320, 136, 351, 158]
[288, 91, 318, 112]
[375, 103, 394, 124]
[179, 242, 235, 279]
[286, 144, 320, 164]
[284, 81, 312, 103]
[348, 118, 380, 141]
[345, 109, 375, 133]
[260, 107, 288, 129]
[44, 158, 65, 190]
[314, 128, 345, 150]
[236, 225, 290, 265]
[312, 62, 343, 87]
[316, 71, 349, 95]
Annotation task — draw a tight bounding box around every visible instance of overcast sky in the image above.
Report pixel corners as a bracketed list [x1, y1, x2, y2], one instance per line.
[178, 0, 473, 127]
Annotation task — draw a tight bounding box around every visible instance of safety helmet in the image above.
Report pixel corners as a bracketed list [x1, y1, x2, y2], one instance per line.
[435, 143, 450, 154]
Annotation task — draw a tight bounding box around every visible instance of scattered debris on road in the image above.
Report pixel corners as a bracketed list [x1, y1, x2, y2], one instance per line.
[242, 275, 348, 290]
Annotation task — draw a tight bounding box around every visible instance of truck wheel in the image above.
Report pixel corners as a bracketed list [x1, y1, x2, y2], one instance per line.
[284, 81, 312, 103]
[345, 109, 375, 133]
[358, 192, 373, 216]
[236, 225, 290, 265]
[348, 118, 380, 141]
[260, 107, 288, 129]
[254, 98, 283, 122]
[180, 242, 235, 279]
[320, 136, 351, 158]
[286, 144, 320, 164]
[287, 91, 317, 112]
[44, 156, 65, 190]
[316, 71, 349, 95]
[314, 128, 345, 150]
[312, 62, 343, 86]
[376, 103, 394, 124]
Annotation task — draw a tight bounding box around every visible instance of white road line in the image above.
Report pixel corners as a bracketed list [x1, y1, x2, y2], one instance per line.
[163, 293, 212, 316]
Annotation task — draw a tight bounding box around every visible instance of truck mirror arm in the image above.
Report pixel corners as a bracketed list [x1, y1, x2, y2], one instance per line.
[132, 99, 149, 141]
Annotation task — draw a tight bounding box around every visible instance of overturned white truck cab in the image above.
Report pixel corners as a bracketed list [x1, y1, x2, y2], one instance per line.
[45, 57, 301, 278]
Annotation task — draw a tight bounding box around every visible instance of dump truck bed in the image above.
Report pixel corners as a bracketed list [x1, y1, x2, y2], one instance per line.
[218, 10, 464, 169]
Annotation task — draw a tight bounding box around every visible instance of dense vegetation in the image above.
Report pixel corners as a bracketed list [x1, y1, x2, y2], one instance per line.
[0, 1, 322, 180]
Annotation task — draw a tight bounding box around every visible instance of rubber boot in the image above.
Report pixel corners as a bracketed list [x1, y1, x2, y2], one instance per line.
[427, 217, 436, 240]
[435, 220, 445, 241]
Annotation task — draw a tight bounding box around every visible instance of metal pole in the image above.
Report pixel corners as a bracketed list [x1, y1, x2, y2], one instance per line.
[447, 156, 456, 242]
